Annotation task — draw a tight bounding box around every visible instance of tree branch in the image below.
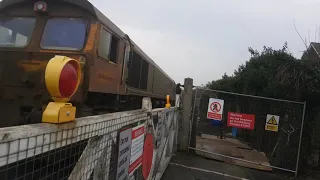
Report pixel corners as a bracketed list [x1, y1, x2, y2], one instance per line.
[293, 18, 308, 49]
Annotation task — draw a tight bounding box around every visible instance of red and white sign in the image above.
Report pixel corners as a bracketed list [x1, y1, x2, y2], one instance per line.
[227, 112, 255, 130]
[129, 124, 145, 174]
[207, 98, 224, 120]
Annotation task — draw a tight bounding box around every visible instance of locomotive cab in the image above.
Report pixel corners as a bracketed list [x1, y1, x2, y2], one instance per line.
[0, 0, 176, 128]
[0, 0, 101, 127]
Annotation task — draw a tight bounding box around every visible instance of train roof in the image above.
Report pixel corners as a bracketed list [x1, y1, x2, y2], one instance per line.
[0, 0, 175, 83]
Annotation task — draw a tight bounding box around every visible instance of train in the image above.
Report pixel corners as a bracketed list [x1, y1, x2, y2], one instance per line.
[0, 0, 176, 128]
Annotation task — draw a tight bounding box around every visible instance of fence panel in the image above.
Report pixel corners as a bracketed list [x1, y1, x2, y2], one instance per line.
[190, 87, 305, 176]
[0, 104, 179, 180]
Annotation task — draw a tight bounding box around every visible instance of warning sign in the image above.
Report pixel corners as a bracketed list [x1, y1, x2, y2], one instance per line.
[265, 114, 280, 132]
[207, 98, 224, 120]
[227, 112, 255, 130]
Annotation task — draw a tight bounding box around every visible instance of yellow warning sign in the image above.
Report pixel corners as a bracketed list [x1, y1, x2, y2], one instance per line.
[267, 116, 278, 125]
[265, 124, 278, 132]
[265, 114, 279, 132]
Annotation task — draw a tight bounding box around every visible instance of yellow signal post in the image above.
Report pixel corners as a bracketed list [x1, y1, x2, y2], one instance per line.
[42, 55, 81, 124]
[165, 95, 171, 108]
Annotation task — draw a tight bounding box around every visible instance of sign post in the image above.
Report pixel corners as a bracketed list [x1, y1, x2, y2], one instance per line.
[207, 98, 224, 139]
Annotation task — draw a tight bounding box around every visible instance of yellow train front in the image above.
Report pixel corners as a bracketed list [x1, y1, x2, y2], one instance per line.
[0, 0, 176, 127]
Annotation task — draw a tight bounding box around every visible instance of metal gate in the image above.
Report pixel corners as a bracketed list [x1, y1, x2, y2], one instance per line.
[189, 87, 306, 177]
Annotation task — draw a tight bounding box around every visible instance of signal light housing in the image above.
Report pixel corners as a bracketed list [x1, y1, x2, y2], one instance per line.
[42, 55, 81, 124]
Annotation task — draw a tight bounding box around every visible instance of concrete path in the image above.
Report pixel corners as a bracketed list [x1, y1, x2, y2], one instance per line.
[161, 152, 292, 180]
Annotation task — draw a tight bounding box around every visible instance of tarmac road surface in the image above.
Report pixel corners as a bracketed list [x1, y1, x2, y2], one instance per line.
[161, 152, 291, 180]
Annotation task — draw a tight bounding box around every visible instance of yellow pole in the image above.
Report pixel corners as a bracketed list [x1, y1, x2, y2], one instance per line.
[165, 95, 171, 108]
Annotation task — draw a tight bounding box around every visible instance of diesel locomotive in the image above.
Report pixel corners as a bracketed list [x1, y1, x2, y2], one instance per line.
[0, 0, 176, 127]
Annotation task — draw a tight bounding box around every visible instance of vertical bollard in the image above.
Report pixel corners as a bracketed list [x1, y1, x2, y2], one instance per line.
[165, 95, 171, 108]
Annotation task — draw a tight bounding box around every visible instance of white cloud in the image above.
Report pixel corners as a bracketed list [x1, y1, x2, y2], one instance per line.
[89, 0, 320, 85]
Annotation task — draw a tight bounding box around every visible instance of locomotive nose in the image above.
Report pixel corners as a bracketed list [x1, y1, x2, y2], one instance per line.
[21, 71, 41, 88]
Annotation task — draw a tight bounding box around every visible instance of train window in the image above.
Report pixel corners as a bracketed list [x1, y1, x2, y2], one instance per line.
[127, 51, 142, 88]
[123, 43, 131, 64]
[98, 28, 111, 59]
[127, 50, 149, 90]
[41, 18, 87, 50]
[0, 18, 36, 47]
[110, 35, 119, 63]
[98, 28, 119, 63]
[140, 58, 149, 90]
[121, 43, 131, 84]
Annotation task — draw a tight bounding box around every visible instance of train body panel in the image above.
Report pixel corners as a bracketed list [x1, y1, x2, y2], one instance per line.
[0, 0, 176, 127]
[88, 23, 126, 95]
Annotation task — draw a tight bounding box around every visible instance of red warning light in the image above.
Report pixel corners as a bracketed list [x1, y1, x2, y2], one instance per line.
[45, 56, 81, 100]
[43, 56, 81, 124]
[59, 61, 78, 98]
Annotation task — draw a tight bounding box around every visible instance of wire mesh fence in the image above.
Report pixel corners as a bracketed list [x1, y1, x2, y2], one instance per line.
[190, 87, 305, 175]
[0, 106, 179, 180]
[149, 108, 179, 180]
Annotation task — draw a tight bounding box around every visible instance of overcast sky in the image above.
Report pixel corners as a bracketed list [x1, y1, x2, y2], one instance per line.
[88, 0, 320, 85]
[1, 0, 315, 85]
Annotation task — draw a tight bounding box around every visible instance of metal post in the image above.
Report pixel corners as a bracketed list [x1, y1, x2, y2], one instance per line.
[295, 101, 306, 177]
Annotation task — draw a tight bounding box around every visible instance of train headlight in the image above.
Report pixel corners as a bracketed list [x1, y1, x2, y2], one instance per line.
[42, 55, 81, 124]
[34, 1, 47, 12]
[36, 3, 44, 10]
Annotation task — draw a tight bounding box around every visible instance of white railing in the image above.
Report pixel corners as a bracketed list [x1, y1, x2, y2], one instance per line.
[0, 97, 179, 180]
